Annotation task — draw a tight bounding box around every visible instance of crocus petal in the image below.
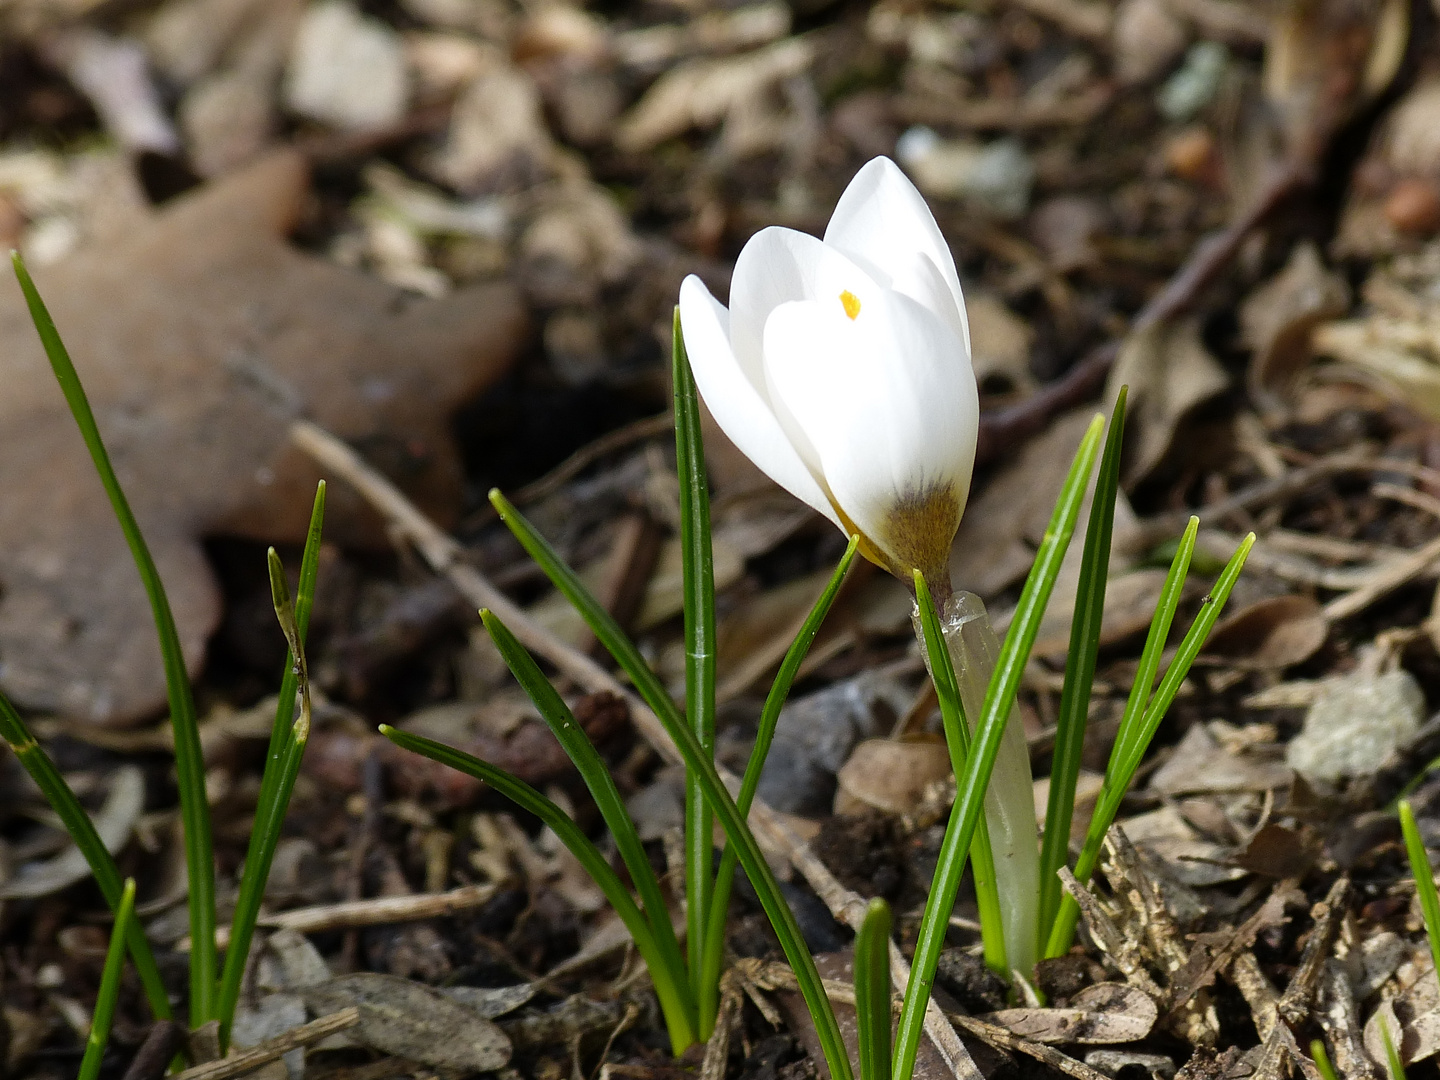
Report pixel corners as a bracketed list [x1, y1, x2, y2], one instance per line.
[762, 288, 977, 572]
[678, 275, 840, 528]
[823, 157, 969, 354]
[727, 225, 881, 395]
[885, 249, 970, 357]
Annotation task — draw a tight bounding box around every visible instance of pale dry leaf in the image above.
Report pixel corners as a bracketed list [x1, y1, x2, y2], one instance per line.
[1149, 723, 1291, 798]
[302, 973, 512, 1071]
[1202, 593, 1328, 670]
[0, 765, 143, 899]
[614, 36, 813, 152]
[834, 736, 952, 816]
[1242, 242, 1350, 404]
[984, 982, 1157, 1044]
[1107, 317, 1229, 485]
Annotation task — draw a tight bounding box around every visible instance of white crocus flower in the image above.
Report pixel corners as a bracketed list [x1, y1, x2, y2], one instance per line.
[678, 156, 978, 588]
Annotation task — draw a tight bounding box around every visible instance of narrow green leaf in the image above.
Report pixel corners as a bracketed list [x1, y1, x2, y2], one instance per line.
[1039, 388, 1126, 942]
[1310, 1039, 1338, 1080]
[1401, 800, 1440, 983]
[1382, 1015, 1407, 1080]
[491, 497, 851, 1080]
[12, 252, 213, 1022]
[697, 537, 858, 1032]
[380, 726, 697, 1053]
[79, 878, 136, 1080]
[219, 486, 325, 1048]
[855, 899, 894, 1080]
[0, 697, 169, 1018]
[914, 572, 1006, 978]
[674, 309, 717, 1008]
[1046, 524, 1252, 959]
[490, 490, 686, 734]
[894, 414, 1104, 1080]
[480, 610, 696, 1037]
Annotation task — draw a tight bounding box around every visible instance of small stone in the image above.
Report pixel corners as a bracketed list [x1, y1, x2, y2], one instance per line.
[1384, 177, 1440, 235]
[285, 1, 408, 131]
[1286, 669, 1425, 782]
[1164, 126, 1219, 184]
[1157, 41, 1229, 122]
[936, 949, 1008, 1012]
[1112, 0, 1188, 85]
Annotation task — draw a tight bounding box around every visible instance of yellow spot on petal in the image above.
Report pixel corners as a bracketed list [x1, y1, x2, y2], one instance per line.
[839, 290, 861, 320]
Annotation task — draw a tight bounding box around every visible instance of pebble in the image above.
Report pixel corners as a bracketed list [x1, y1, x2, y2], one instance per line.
[755, 670, 913, 815]
[1286, 669, 1425, 782]
[285, 1, 409, 131]
[1385, 177, 1440, 235]
[1156, 41, 1229, 122]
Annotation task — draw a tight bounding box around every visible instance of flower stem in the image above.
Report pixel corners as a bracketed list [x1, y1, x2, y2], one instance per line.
[935, 592, 1040, 983]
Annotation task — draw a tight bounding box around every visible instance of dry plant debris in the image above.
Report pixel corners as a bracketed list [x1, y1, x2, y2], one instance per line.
[10, 0, 1440, 1078]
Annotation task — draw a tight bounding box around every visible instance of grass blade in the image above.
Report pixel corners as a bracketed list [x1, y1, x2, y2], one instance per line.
[12, 252, 216, 1025]
[482, 589, 857, 1080]
[1046, 523, 1252, 959]
[914, 572, 1006, 977]
[218, 488, 326, 1049]
[480, 609, 696, 1041]
[78, 878, 136, 1080]
[893, 414, 1104, 1080]
[1039, 388, 1127, 941]
[1382, 1015, 1407, 1080]
[1310, 1039, 1338, 1080]
[674, 310, 717, 1006]
[380, 726, 697, 1053]
[697, 537, 859, 1032]
[855, 899, 893, 1080]
[491, 490, 686, 733]
[1400, 800, 1440, 981]
[0, 697, 170, 1018]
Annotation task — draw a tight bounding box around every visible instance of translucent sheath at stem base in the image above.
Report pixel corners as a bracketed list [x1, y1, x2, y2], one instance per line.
[917, 591, 1040, 982]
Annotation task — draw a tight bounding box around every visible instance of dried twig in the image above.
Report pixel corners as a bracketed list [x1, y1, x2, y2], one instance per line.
[171, 1010, 360, 1080]
[290, 419, 983, 1080]
[1253, 879, 1349, 1080]
[1057, 866, 1164, 998]
[202, 884, 500, 949]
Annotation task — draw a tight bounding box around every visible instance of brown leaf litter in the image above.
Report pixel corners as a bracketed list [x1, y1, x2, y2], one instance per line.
[0, 149, 525, 724]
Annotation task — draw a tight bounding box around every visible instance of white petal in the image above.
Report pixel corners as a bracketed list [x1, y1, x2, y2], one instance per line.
[823, 157, 969, 354]
[762, 288, 978, 569]
[886, 249, 970, 357]
[678, 275, 840, 527]
[727, 225, 879, 395]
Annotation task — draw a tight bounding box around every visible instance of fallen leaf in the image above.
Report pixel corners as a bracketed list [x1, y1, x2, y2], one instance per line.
[0, 150, 526, 724]
[833, 736, 952, 816]
[1202, 594, 1328, 669]
[1241, 242, 1350, 405]
[1107, 318, 1229, 485]
[984, 982, 1157, 1044]
[302, 973, 512, 1071]
[0, 764, 143, 898]
[1148, 723, 1292, 798]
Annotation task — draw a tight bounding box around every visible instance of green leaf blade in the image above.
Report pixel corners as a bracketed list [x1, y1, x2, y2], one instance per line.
[13, 253, 211, 1021]
[79, 878, 137, 1080]
[674, 310, 718, 1015]
[218, 485, 326, 1048]
[855, 899, 894, 1080]
[1039, 388, 1127, 942]
[894, 413, 1105, 1080]
[480, 609, 697, 1040]
[381, 726, 697, 1053]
